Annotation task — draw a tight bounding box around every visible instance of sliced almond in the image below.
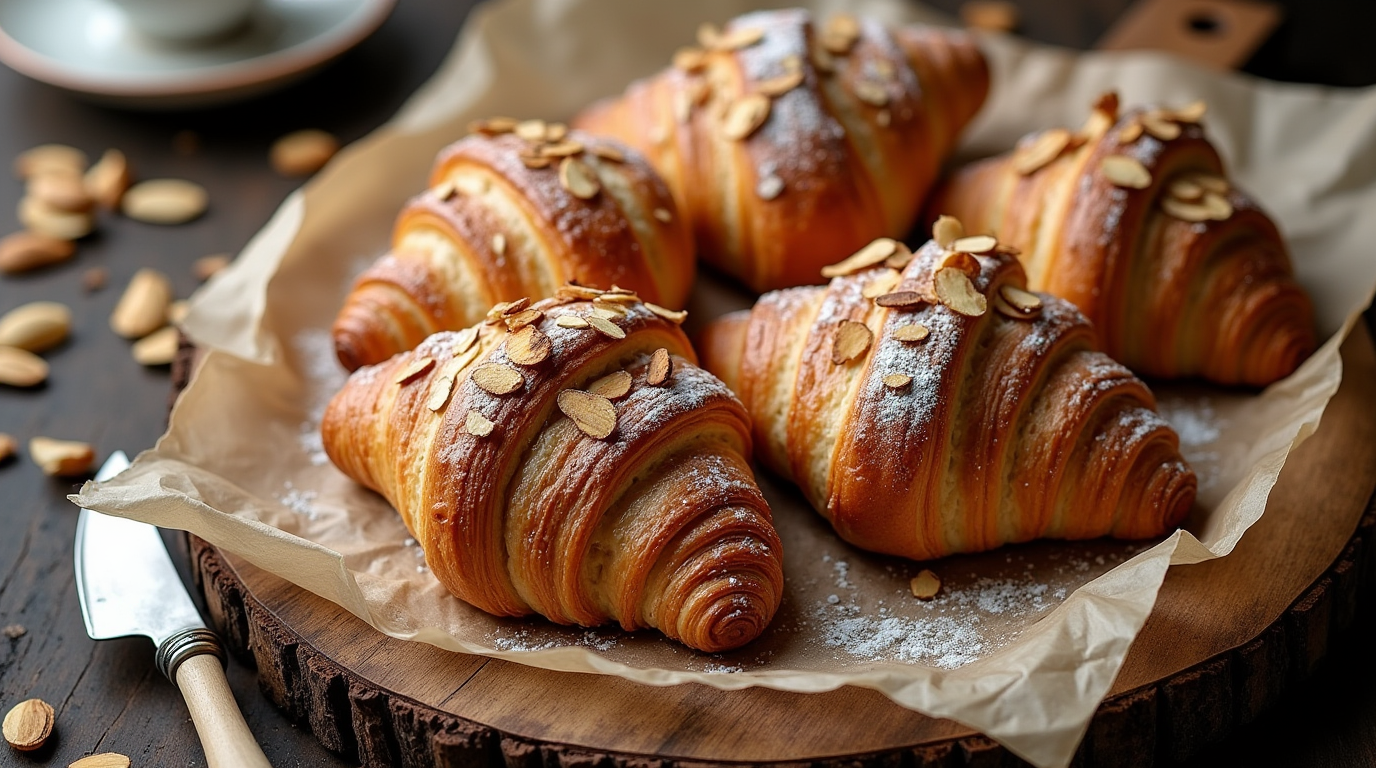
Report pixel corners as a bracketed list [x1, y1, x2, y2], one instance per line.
[910, 569, 941, 600]
[556, 283, 604, 301]
[514, 119, 548, 142]
[653, 207, 673, 223]
[18, 196, 94, 240]
[588, 144, 625, 163]
[757, 70, 804, 97]
[1012, 128, 1071, 175]
[465, 409, 495, 437]
[996, 285, 1043, 319]
[1200, 191, 1233, 220]
[712, 26, 764, 51]
[644, 302, 687, 324]
[822, 13, 860, 54]
[1117, 120, 1145, 144]
[1081, 91, 1121, 138]
[29, 171, 94, 213]
[471, 362, 523, 395]
[1141, 112, 1181, 141]
[934, 267, 988, 317]
[488, 297, 529, 322]
[831, 320, 872, 364]
[506, 325, 552, 365]
[874, 291, 924, 309]
[1101, 155, 1152, 189]
[2, 697, 54, 751]
[1194, 173, 1230, 194]
[882, 373, 912, 389]
[270, 129, 339, 176]
[520, 154, 552, 170]
[940, 250, 982, 276]
[546, 123, 569, 142]
[539, 140, 584, 158]
[1170, 100, 1207, 123]
[951, 235, 997, 254]
[393, 356, 435, 385]
[426, 375, 455, 412]
[1168, 178, 1203, 202]
[932, 215, 964, 249]
[69, 753, 133, 768]
[504, 308, 542, 331]
[861, 269, 902, 299]
[673, 46, 708, 72]
[555, 315, 590, 329]
[696, 22, 722, 48]
[132, 326, 181, 366]
[470, 116, 518, 135]
[586, 315, 626, 339]
[558, 156, 600, 200]
[588, 370, 633, 400]
[884, 248, 915, 270]
[29, 437, 95, 477]
[720, 94, 771, 141]
[15, 145, 86, 179]
[594, 290, 639, 304]
[646, 348, 672, 386]
[593, 304, 627, 320]
[1161, 196, 1212, 222]
[110, 268, 173, 339]
[122, 179, 208, 224]
[852, 80, 889, 107]
[892, 323, 929, 343]
[820, 238, 900, 278]
[558, 389, 617, 439]
[0, 230, 75, 273]
[0, 346, 47, 387]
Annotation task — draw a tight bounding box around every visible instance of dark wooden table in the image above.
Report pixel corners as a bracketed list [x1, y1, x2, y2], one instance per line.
[1, 1, 1372, 766]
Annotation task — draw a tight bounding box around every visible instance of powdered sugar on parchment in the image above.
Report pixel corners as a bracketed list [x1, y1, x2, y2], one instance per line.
[290, 328, 349, 465]
[1157, 394, 1227, 494]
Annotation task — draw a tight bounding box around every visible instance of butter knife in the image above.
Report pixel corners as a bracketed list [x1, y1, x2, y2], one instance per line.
[74, 451, 272, 768]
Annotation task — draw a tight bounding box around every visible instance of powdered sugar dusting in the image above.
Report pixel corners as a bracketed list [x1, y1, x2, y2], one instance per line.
[276, 480, 319, 519]
[291, 328, 349, 465]
[1157, 394, 1227, 493]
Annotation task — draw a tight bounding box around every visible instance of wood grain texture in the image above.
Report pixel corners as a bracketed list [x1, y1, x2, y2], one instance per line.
[184, 324, 1376, 767]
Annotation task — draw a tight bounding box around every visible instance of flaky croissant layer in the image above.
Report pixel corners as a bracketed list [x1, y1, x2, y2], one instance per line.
[701, 231, 1195, 561]
[323, 290, 782, 652]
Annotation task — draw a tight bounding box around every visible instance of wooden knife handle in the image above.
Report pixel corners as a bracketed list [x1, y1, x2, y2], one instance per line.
[176, 653, 273, 768]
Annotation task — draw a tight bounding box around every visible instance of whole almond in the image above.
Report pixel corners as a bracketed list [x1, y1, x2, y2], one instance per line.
[122, 179, 208, 224]
[3, 697, 54, 751]
[270, 129, 339, 176]
[110, 268, 173, 338]
[0, 230, 76, 273]
[132, 326, 180, 366]
[0, 346, 49, 387]
[19, 196, 95, 240]
[29, 171, 94, 212]
[910, 569, 942, 600]
[15, 144, 86, 179]
[0, 433, 15, 463]
[0, 301, 72, 352]
[70, 754, 133, 768]
[84, 149, 133, 210]
[29, 437, 96, 476]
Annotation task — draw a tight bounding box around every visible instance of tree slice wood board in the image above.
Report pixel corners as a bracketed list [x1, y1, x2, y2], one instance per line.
[181, 323, 1376, 768]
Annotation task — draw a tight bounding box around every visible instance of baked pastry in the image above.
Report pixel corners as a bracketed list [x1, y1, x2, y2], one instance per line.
[332, 125, 695, 371]
[574, 9, 988, 293]
[927, 92, 1316, 386]
[700, 224, 1196, 561]
[322, 287, 783, 652]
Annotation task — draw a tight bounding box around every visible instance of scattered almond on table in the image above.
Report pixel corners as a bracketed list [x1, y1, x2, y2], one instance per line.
[1, 623, 24, 638]
[84, 149, 133, 210]
[122, 179, 207, 224]
[28, 437, 95, 477]
[270, 129, 339, 176]
[2, 697, 55, 752]
[0, 301, 72, 353]
[70, 753, 133, 768]
[0, 346, 49, 387]
[910, 569, 942, 600]
[0, 230, 75, 274]
[132, 326, 180, 367]
[110, 268, 173, 339]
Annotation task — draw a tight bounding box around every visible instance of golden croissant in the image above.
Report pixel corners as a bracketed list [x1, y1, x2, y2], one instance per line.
[322, 288, 783, 652]
[332, 126, 695, 371]
[700, 228, 1196, 561]
[928, 92, 1316, 386]
[574, 9, 988, 293]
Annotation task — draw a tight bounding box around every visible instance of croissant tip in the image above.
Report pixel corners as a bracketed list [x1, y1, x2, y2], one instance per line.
[684, 591, 778, 654]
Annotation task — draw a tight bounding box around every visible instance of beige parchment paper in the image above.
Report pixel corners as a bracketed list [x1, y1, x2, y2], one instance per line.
[71, 1, 1376, 766]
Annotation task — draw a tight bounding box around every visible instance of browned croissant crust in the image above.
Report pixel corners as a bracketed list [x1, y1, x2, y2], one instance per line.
[332, 127, 695, 371]
[573, 9, 988, 293]
[322, 287, 783, 653]
[700, 227, 1196, 561]
[928, 92, 1316, 386]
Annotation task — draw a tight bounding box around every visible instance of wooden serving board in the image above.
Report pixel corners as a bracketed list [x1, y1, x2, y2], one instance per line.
[180, 323, 1376, 768]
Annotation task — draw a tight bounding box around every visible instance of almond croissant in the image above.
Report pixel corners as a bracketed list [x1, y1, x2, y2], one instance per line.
[574, 9, 988, 293]
[700, 229, 1196, 561]
[928, 93, 1316, 386]
[323, 288, 783, 652]
[332, 126, 694, 371]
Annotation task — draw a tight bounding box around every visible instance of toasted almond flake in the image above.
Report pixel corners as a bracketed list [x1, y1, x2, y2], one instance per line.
[1012, 128, 1072, 175]
[712, 26, 764, 51]
[1101, 155, 1152, 189]
[646, 347, 673, 386]
[883, 373, 912, 389]
[892, 323, 930, 342]
[504, 308, 543, 331]
[29, 437, 94, 477]
[951, 235, 997, 254]
[1084, 91, 1121, 134]
[910, 569, 941, 600]
[696, 22, 721, 48]
[15, 145, 86, 179]
[1171, 100, 1207, 123]
[884, 247, 915, 270]
[853, 80, 889, 107]
[757, 70, 804, 97]
[822, 13, 860, 54]
[941, 250, 982, 276]
[934, 267, 988, 316]
[69, 753, 133, 768]
[1201, 191, 1233, 220]
[452, 326, 480, 356]
[831, 320, 872, 364]
[586, 315, 626, 339]
[1194, 173, 1229, 193]
[721, 94, 771, 141]
[588, 370, 633, 399]
[1169, 178, 1203, 201]
[1161, 196, 1212, 222]
[132, 326, 180, 366]
[491, 233, 506, 256]
[876, 109, 892, 127]
[756, 172, 783, 200]
[0, 345, 47, 387]
[1141, 111, 1181, 141]
[861, 269, 902, 298]
[471, 362, 523, 395]
[996, 285, 1043, 319]
[394, 357, 435, 385]
[932, 215, 964, 248]
[122, 178, 208, 224]
[1118, 120, 1145, 144]
[496, 297, 530, 317]
[645, 302, 687, 323]
[673, 46, 708, 72]
[588, 144, 625, 163]
[546, 123, 569, 142]
[506, 325, 552, 365]
[653, 207, 673, 223]
[3, 697, 55, 751]
[558, 389, 617, 439]
[594, 290, 639, 304]
[559, 156, 601, 199]
[520, 154, 552, 169]
[426, 375, 455, 411]
[540, 140, 584, 158]
[555, 315, 590, 329]
[821, 238, 900, 278]
[592, 305, 627, 320]
[875, 291, 924, 308]
[471, 116, 519, 135]
[557, 283, 604, 301]
[514, 119, 548, 142]
[465, 409, 495, 437]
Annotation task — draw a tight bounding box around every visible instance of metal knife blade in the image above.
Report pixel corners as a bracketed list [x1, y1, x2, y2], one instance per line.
[74, 451, 206, 646]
